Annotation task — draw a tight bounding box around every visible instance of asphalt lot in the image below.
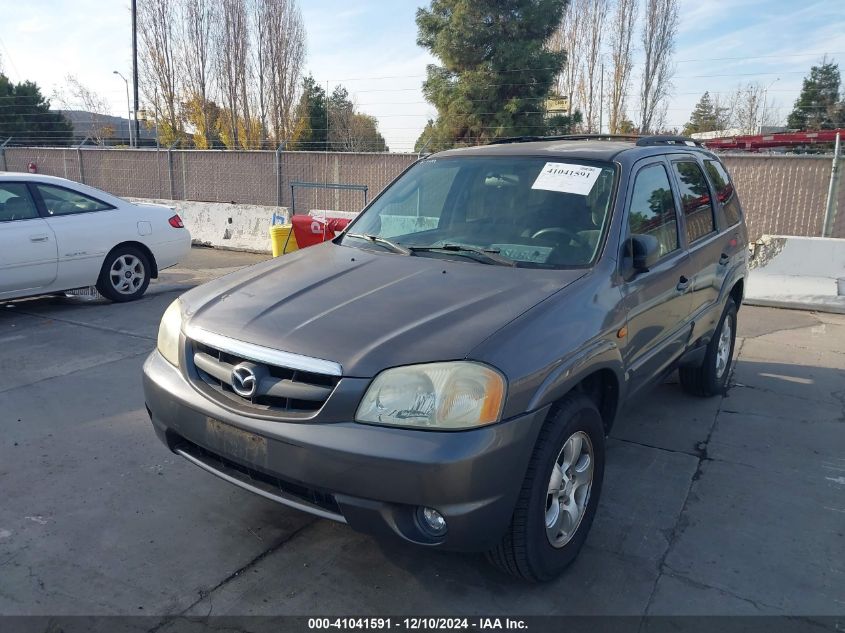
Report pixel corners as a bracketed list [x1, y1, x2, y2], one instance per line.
[1, 247, 843, 621]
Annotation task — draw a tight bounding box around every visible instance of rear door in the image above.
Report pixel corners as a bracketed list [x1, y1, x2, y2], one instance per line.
[620, 158, 694, 394]
[0, 182, 58, 295]
[668, 157, 723, 318]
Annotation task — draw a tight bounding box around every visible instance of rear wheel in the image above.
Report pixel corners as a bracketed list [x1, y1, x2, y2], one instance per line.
[487, 393, 605, 582]
[679, 298, 737, 396]
[96, 245, 151, 302]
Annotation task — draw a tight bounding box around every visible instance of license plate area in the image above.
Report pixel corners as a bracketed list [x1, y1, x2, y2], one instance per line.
[205, 417, 269, 468]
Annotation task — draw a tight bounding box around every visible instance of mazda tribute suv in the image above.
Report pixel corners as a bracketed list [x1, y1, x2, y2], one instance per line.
[143, 135, 748, 581]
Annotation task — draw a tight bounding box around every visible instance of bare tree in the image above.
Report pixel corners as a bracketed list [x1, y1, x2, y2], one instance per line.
[576, 0, 609, 132]
[139, 0, 183, 145]
[259, 0, 306, 144]
[730, 82, 770, 133]
[217, 0, 251, 147]
[638, 0, 679, 134]
[606, 0, 637, 134]
[180, 0, 217, 148]
[54, 75, 116, 144]
[549, 0, 586, 121]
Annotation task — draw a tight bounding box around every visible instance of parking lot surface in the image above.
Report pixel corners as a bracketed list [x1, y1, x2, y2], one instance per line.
[1, 247, 843, 620]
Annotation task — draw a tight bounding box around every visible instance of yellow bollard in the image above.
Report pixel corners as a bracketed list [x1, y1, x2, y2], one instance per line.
[269, 224, 298, 257]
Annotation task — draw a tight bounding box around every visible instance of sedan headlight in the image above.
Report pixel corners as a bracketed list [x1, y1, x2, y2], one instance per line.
[355, 362, 505, 430]
[157, 299, 183, 367]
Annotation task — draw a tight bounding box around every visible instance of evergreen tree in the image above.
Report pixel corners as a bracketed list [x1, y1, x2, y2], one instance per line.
[289, 75, 328, 151]
[787, 60, 844, 130]
[682, 91, 729, 136]
[415, 0, 568, 149]
[0, 74, 73, 146]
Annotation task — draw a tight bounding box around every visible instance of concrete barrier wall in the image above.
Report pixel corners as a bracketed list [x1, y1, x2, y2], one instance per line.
[130, 198, 358, 253]
[746, 235, 845, 313]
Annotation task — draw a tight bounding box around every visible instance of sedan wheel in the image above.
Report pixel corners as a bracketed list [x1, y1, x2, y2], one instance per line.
[110, 254, 146, 295]
[96, 246, 152, 302]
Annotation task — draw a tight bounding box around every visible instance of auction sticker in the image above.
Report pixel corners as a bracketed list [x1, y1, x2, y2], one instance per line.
[531, 162, 601, 196]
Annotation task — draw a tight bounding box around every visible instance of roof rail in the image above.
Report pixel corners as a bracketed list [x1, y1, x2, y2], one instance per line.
[635, 135, 702, 147]
[488, 134, 640, 145]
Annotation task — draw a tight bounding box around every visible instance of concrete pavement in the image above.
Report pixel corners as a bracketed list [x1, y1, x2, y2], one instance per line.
[1, 248, 843, 621]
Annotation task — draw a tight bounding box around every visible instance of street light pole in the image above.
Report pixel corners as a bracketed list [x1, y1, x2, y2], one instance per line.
[113, 71, 134, 147]
[759, 77, 780, 133]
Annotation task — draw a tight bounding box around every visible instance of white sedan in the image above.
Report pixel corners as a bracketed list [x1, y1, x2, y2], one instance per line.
[0, 173, 190, 302]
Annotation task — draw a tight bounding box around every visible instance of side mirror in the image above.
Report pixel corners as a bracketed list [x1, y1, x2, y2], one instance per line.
[627, 234, 660, 273]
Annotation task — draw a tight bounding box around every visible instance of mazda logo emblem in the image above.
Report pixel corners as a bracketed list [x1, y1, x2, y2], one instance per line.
[231, 363, 258, 398]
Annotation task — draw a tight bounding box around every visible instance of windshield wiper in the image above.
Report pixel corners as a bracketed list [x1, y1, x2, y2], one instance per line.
[345, 232, 411, 255]
[408, 244, 516, 267]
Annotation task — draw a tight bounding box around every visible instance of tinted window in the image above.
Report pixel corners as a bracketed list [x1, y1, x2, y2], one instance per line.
[347, 157, 617, 268]
[628, 164, 679, 257]
[36, 184, 113, 216]
[672, 161, 716, 242]
[705, 160, 742, 226]
[0, 183, 39, 222]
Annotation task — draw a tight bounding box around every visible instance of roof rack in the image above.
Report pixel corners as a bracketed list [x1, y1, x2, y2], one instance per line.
[487, 133, 703, 147]
[635, 135, 702, 147]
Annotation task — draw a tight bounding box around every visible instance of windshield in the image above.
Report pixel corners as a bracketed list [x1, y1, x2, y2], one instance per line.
[342, 156, 617, 268]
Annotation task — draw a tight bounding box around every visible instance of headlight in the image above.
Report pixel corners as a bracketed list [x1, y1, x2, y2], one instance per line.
[355, 362, 505, 430]
[157, 299, 183, 367]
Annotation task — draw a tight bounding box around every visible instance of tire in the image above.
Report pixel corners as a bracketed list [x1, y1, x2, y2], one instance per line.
[679, 298, 737, 397]
[96, 245, 151, 302]
[487, 393, 605, 582]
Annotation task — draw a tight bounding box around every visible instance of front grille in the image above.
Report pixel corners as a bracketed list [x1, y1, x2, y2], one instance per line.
[188, 339, 340, 415]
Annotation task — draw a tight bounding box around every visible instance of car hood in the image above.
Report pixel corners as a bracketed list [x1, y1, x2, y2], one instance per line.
[181, 242, 586, 377]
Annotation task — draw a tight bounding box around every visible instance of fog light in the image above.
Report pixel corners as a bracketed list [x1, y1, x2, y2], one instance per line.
[418, 506, 447, 537]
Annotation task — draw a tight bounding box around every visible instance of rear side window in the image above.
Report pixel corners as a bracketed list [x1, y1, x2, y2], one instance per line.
[628, 164, 679, 257]
[704, 160, 742, 227]
[36, 184, 114, 216]
[671, 161, 716, 243]
[0, 183, 39, 222]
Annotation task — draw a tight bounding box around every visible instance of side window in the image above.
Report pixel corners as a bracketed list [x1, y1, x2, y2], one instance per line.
[704, 160, 742, 227]
[35, 184, 114, 216]
[671, 161, 716, 243]
[628, 164, 679, 258]
[0, 183, 39, 222]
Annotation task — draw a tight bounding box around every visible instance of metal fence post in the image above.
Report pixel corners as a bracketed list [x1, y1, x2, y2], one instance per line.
[822, 132, 841, 237]
[275, 142, 285, 207]
[76, 136, 91, 184]
[0, 137, 11, 171]
[167, 140, 179, 200]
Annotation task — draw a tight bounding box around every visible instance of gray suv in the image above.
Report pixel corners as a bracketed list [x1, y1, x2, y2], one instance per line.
[143, 135, 747, 581]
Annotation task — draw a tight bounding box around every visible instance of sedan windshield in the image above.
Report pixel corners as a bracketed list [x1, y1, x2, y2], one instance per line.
[342, 156, 616, 268]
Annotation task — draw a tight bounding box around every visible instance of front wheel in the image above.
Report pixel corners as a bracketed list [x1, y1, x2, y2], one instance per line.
[487, 393, 605, 582]
[96, 246, 151, 302]
[679, 298, 737, 397]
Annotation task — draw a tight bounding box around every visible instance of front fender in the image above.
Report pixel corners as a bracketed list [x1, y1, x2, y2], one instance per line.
[526, 339, 626, 413]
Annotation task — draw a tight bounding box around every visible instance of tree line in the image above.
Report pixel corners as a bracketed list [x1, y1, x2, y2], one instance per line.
[683, 58, 845, 136]
[138, 0, 386, 150]
[414, 0, 681, 152]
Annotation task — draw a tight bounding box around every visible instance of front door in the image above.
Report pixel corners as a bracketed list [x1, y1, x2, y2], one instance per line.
[619, 159, 694, 395]
[0, 182, 58, 295]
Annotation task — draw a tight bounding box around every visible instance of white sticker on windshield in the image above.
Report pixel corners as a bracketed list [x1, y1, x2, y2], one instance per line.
[531, 162, 601, 196]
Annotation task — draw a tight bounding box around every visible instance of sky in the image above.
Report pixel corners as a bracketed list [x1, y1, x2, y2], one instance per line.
[0, 0, 844, 152]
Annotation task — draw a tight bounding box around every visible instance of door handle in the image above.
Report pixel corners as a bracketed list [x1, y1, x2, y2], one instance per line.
[29, 235, 49, 242]
[718, 253, 730, 266]
[676, 275, 691, 292]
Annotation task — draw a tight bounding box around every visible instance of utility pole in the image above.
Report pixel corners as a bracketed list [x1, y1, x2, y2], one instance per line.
[132, 0, 141, 147]
[823, 132, 841, 238]
[599, 63, 604, 135]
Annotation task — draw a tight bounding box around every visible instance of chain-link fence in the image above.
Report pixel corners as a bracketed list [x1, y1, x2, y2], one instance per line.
[1, 146, 841, 239]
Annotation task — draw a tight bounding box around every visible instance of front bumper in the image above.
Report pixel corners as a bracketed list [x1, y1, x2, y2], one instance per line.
[142, 350, 548, 551]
